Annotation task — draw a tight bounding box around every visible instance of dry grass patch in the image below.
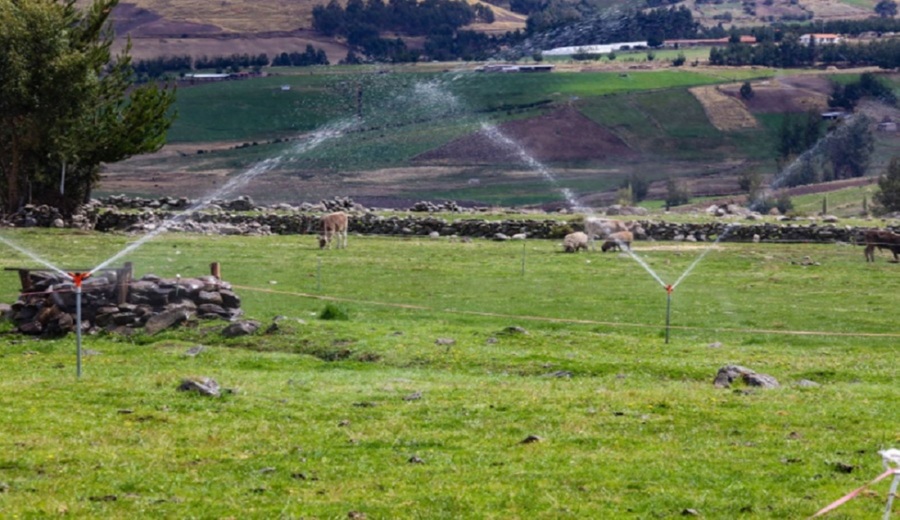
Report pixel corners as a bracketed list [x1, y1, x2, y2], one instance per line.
[689, 85, 759, 131]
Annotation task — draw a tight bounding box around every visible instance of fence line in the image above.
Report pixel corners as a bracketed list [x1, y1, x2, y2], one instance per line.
[229, 283, 900, 339]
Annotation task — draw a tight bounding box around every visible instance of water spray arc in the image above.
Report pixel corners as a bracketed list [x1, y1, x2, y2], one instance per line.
[88, 120, 353, 276]
[0, 119, 353, 378]
[478, 122, 739, 341]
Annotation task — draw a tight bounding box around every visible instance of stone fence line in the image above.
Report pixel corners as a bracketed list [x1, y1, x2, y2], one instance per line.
[2, 198, 898, 244]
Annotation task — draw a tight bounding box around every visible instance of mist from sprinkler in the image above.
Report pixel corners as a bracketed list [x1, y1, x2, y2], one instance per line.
[477, 119, 735, 340]
[88, 119, 353, 276]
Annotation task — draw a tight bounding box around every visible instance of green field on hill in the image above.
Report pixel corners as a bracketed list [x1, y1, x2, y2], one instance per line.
[167, 68, 775, 144]
[0, 229, 897, 518]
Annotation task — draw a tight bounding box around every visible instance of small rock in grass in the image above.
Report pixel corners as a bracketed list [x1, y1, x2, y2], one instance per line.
[403, 391, 422, 401]
[435, 338, 455, 346]
[834, 462, 855, 473]
[408, 455, 425, 464]
[681, 508, 700, 516]
[177, 377, 220, 397]
[184, 345, 205, 357]
[520, 435, 542, 444]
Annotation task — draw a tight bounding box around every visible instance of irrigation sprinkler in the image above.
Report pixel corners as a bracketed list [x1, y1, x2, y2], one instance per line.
[664, 284, 673, 344]
[67, 271, 91, 378]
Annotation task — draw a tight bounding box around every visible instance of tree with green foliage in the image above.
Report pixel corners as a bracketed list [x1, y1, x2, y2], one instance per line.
[827, 115, 874, 180]
[0, 0, 175, 214]
[619, 174, 649, 203]
[875, 0, 898, 18]
[665, 177, 691, 209]
[740, 81, 754, 100]
[875, 157, 900, 213]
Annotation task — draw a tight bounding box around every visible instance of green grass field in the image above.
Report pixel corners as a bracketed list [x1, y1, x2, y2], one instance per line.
[0, 228, 897, 518]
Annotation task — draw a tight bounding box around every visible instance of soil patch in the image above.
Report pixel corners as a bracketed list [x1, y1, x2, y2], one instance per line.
[720, 77, 830, 114]
[413, 106, 635, 164]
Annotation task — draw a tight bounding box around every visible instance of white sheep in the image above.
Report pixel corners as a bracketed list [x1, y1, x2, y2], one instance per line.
[563, 231, 590, 253]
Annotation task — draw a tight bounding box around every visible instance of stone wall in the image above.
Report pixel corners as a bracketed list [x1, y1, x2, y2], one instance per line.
[3, 196, 898, 244]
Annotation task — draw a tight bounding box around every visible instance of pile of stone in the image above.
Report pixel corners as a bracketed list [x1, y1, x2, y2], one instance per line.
[409, 200, 462, 213]
[705, 203, 759, 218]
[4, 270, 241, 337]
[321, 196, 358, 212]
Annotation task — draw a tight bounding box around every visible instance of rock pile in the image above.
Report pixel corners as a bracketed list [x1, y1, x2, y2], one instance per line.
[6, 270, 241, 337]
[409, 200, 462, 212]
[321, 196, 358, 212]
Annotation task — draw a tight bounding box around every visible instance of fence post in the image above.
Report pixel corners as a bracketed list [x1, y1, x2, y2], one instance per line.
[116, 262, 133, 305]
[210, 262, 221, 279]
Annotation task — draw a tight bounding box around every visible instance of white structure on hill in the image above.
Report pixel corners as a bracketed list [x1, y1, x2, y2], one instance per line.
[542, 41, 648, 56]
[799, 33, 842, 45]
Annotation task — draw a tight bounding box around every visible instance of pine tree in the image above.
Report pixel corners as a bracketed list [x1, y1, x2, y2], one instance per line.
[0, 0, 175, 214]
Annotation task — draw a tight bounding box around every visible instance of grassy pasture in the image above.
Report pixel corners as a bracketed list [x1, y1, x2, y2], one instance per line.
[0, 229, 897, 518]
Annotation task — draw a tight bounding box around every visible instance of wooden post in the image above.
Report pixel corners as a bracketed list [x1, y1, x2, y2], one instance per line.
[116, 262, 133, 305]
[17, 269, 32, 292]
[210, 262, 221, 279]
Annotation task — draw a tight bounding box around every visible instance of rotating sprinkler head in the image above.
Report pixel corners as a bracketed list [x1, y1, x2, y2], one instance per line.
[67, 272, 91, 289]
[666, 284, 674, 295]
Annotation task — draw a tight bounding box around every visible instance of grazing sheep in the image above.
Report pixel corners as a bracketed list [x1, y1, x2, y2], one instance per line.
[601, 231, 633, 252]
[563, 231, 590, 253]
[319, 211, 348, 249]
[584, 218, 628, 240]
[863, 228, 900, 262]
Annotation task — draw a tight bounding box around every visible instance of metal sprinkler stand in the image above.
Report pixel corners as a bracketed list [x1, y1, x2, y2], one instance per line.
[68, 272, 91, 378]
[665, 284, 674, 344]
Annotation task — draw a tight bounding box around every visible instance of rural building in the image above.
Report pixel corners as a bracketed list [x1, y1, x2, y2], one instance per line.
[183, 73, 231, 81]
[878, 120, 898, 132]
[799, 34, 842, 45]
[542, 42, 648, 56]
[478, 64, 554, 73]
[821, 111, 847, 120]
[664, 36, 757, 47]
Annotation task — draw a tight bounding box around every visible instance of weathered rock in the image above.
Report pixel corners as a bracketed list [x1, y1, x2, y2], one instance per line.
[177, 377, 220, 397]
[222, 320, 261, 337]
[713, 365, 779, 389]
[145, 308, 192, 335]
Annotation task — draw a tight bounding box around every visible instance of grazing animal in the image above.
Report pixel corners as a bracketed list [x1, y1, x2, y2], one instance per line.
[319, 211, 348, 249]
[863, 228, 900, 262]
[601, 231, 633, 252]
[584, 218, 628, 240]
[563, 231, 590, 253]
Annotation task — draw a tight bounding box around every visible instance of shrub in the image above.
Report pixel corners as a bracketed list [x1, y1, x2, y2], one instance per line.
[320, 303, 350, 321]
[549, 224, 574, 239]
